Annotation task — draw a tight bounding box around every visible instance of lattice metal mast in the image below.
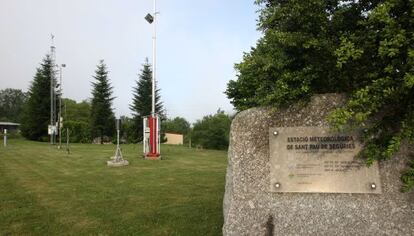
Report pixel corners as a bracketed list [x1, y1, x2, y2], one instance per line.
[50, 35, 56, 145]
[58, 63, 66, 149]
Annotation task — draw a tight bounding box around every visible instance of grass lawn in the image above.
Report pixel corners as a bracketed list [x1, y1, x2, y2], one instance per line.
[0, 139, 227, 235]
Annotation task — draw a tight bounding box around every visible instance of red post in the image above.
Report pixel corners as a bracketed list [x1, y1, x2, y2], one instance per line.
[147, 115, 160, 158]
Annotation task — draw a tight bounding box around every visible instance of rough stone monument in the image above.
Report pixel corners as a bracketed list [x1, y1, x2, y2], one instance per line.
[223, 94, 414, 236]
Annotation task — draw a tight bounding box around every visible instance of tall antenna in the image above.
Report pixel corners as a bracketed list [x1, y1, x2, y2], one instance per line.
[50, 34, 57, 145]
[143, 0, 161, 159]
[58, 63, 66, 149]
[152, 0, 157, 116]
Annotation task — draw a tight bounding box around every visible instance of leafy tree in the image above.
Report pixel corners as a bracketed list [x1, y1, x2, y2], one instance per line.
[119, 116, 135, 143]
[328, 0, 414, 191]
[61, 98, 92, 143]
[90, 60, 116, 143]
[226, 0, 414, 191]
[64, 98, 91, 124]
[62, 120, 91, 143]
[130, 59, 164, 142]
[191, 110, 231, 150]
[0, 88, 27, 122]
[21, 54, 58, 141]
[162, 117, 190, 135]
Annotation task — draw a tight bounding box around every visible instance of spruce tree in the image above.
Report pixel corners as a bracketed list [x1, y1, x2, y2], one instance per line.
[21, 54, 58, 141]
[90, 60, 116, 143]
[130, 59, 164, 142]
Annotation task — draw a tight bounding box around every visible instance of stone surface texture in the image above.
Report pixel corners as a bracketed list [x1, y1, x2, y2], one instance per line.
[223, 93, 414, 236]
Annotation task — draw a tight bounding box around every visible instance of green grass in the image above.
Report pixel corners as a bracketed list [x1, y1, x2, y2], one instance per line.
[0, 140, 227, 235]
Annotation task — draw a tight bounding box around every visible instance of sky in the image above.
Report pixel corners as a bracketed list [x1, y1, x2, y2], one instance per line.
[0, 0, 261, 123]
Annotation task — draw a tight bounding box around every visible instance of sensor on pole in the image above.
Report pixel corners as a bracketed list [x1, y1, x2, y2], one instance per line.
[143, 0, 161, 160]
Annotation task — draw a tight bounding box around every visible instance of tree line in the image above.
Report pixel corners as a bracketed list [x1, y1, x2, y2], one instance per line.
[1, 54, 231, 150]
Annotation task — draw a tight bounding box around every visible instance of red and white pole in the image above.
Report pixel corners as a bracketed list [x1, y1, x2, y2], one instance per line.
[147, 115, 160, 158]
[145, 0, 160, 159]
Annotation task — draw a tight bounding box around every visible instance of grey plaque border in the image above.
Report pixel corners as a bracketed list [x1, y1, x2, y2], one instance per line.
[269, 126, 382, 194]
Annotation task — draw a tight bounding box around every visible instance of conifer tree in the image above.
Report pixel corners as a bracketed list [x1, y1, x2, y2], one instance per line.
[90, 60, 116, 143]
[130, 59, 164, 142]
[21, 54, 58, 141]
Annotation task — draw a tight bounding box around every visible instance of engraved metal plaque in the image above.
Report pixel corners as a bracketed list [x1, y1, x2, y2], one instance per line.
[269, 127, 381, 194]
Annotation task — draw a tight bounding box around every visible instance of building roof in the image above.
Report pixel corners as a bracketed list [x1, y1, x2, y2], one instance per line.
[165, 132, 183, 136]
[0, 122, 20, 126]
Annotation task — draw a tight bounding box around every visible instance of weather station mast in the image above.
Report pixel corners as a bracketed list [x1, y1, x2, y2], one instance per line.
[49, 35, 57, 145]
[49, 35, 65, 147]
[143, 0, 161, 159]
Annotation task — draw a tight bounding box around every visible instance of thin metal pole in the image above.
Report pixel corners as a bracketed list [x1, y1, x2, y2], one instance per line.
[50, 35, 56, 145]
[66, 128, 70, 154]
[143, 118, 146, 155]
[151, 0, 156, 115]
[59, 66, 62, 149]
[3, 129, 6, 147]
[117, 130, 120, 147]
[50, 42, 54, 145]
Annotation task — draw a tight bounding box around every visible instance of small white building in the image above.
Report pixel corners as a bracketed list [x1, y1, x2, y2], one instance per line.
[164, 132, 183, 145]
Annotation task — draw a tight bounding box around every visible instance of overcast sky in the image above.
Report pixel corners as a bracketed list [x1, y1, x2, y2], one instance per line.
[0, 0, 261, 123]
